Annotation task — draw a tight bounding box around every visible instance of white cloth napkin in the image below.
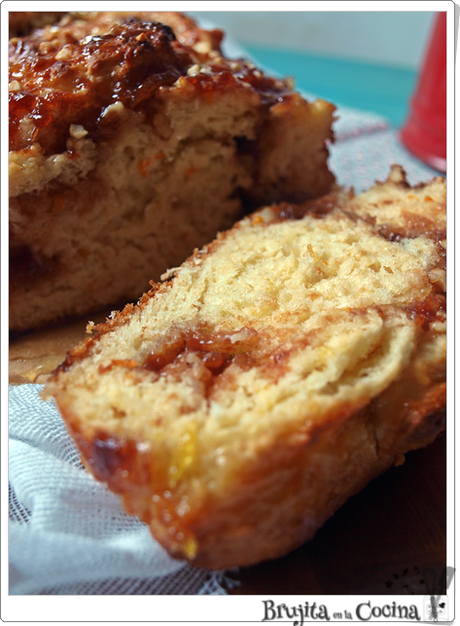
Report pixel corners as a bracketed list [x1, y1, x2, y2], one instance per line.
[330, 126, 440, 192]
[8, 384, 236, 595]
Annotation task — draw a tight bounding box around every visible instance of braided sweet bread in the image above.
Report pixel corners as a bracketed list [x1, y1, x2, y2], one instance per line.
[9, 11, 335, 331]
[46, 166, 446, 569]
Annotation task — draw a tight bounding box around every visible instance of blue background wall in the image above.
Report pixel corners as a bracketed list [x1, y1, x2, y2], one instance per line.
[188, 11, 436, 128]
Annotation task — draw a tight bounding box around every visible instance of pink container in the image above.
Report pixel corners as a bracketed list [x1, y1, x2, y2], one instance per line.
[400, 12, 446, 172]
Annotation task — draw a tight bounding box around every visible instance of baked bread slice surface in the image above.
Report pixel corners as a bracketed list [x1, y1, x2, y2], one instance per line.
[9, 11, 335, 332]
[45, 166, 446, 569]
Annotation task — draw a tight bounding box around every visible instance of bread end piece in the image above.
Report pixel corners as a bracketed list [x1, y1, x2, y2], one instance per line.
[46, 166, 446, 569]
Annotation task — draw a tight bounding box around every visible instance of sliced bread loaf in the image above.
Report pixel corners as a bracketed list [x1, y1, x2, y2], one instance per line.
[9, 11, 335, 331]
[45, 166, 446, 569]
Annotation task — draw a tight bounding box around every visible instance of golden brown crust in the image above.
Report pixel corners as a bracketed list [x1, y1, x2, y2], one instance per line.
[9, 11, 335, 332]
[55, 367, 445, 569]
[9, 12, 295, 155]
[345, 164, 447, 243]
[53, 313, 446, 568]
[9, 18, 191, 155]
[45, 167, 446, 569]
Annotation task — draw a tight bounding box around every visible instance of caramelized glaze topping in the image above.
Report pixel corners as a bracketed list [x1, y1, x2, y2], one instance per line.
[9, 18, 193, 154]
[376, 214, 446, 243]
[9, 12, 298, 155]
[222, 62, 295, 107]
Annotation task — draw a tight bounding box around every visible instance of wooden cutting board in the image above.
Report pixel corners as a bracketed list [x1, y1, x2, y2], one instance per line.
[9, 311, 111, 385]
[9, 316, 447, 595]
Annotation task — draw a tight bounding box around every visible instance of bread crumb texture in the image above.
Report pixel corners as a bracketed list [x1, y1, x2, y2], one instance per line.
[9, 11, 335, 331]
[46, 166, 446, 569]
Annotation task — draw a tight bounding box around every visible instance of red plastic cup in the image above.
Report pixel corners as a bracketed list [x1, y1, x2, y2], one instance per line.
[400, 12, 446, 172]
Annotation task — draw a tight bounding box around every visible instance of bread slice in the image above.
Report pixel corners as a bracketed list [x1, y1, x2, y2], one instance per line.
[9, 11, 335, 332]
[45, 166, 446, 570]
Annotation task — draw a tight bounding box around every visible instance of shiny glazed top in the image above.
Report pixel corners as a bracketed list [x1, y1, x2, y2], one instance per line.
[9, 11, 296, 155]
